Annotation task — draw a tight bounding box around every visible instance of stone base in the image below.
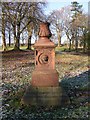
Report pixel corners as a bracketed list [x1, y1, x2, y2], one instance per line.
[22, 86, 69, 107]
[31, 70, 59, 87]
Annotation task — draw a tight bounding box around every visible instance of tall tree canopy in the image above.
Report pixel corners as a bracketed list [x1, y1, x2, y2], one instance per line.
[1, 2, 46, 50]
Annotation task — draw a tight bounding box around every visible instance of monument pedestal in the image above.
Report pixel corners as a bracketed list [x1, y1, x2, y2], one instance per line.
[31, 70, 59, 87]
[22, 22, 69, 107]
[22, 86, 69, 107]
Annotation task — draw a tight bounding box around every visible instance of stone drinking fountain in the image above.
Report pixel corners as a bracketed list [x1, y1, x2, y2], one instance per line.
[23, 22, 68, 107]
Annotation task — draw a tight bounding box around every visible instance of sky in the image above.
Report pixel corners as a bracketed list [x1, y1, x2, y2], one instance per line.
[44, 0, 89, 15]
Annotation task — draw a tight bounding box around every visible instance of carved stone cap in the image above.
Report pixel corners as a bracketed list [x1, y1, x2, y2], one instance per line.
[34, 22, 55, 48]
[39, 22, 52, 38]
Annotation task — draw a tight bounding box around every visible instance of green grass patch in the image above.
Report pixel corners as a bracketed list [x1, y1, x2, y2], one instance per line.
[55, 45, 68, 51]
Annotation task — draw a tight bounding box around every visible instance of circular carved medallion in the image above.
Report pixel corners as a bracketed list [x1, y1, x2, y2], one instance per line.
[38, 53, 49, 64]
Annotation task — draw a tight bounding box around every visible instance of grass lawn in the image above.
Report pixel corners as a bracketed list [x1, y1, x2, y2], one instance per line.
[0, 45, 34, 51]
[1, 49, 89, 120]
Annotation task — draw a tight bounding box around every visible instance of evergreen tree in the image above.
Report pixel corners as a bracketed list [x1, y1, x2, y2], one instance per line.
[71, 1, 83, 52]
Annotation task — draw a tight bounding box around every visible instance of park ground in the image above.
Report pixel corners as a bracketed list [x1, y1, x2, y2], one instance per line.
[0, 47, 90, 120]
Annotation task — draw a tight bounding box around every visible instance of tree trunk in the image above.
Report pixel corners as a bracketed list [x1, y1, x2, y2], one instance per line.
[72, 37, 75, 49]
[75, 30, 78, 52]
[83, 33, 86, 52]
[83, 29, 88, 53]
[71, 32, 75, 49]
[14, 37, 20, 50]
[14, 23, 20, 50]
[83, 40, 86, 52]
[66, 32, 72, 51]
[2, 12, 7, 51]
[69, 39, 72, 51]
[27, 36, 32, 50]
[27, 24, 33, 50]
[9, 29, 11, 47]
[57, 32, 61, 47]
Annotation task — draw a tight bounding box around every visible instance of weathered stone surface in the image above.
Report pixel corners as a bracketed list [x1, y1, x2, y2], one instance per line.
[38, 22, 52, 38]
[31, 70, 59, 87]
[23, 86, 62, 106]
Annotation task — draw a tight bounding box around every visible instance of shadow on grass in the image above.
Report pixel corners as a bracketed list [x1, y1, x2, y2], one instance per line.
[1, 49, 34, 59]
[55, 50, 89, 57]
[61, 70, 90, 105]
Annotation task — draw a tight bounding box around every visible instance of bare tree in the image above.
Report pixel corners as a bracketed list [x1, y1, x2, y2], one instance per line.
[27, 22, 33, 50]
[48, 8, 65, 47]
[77, 13, 88, 52]
[62, 5, 88, 52]
[3, 2, 46, 50]
[5, 22, 13, 47]
[2, 4, 7, 51]
[61, 6, 73, 51]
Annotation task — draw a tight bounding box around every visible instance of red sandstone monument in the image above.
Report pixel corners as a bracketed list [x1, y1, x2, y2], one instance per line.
[23, 22, 68, 107]
[31, 22, 59, 87]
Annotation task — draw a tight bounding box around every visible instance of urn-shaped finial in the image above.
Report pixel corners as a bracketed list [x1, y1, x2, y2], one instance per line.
[38, 22, 52, 38]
